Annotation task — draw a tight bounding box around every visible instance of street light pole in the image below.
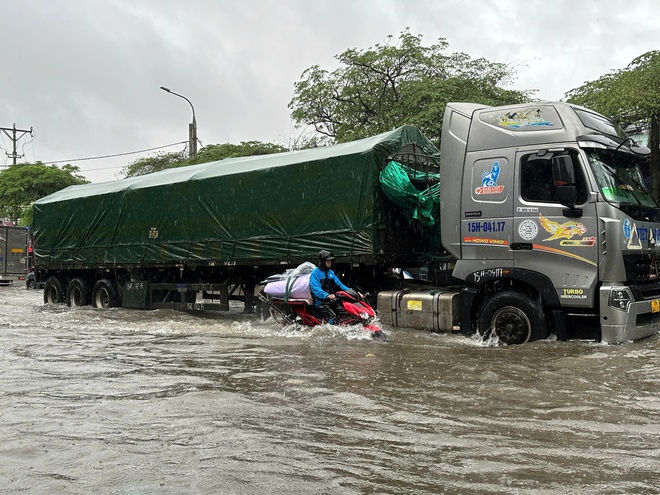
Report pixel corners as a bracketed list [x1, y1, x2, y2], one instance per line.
[160, 86, 198, 158]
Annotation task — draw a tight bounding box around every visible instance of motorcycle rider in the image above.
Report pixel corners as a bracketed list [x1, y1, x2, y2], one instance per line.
[309, 250, 352, 323]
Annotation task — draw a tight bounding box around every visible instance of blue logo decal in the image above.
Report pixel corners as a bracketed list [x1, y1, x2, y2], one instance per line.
[481, 161, 501, 187]
[623, 218, 631, 240]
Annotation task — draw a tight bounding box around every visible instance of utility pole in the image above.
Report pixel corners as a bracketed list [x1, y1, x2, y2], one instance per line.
[1, 123, 34, 166]
[160, 87, 198, 158]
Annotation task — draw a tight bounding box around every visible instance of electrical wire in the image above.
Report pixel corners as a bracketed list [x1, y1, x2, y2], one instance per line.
[20, 128, 36, 163]
[44, 141, 188, 164]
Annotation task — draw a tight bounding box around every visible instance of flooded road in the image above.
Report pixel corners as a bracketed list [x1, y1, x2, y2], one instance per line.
[1, 285, 660, 494]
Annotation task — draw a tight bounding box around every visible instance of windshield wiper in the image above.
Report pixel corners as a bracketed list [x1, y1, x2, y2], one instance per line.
[615, 137, 634, 152]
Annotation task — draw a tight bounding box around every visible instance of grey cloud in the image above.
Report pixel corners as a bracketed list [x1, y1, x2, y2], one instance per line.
[0, 0, 657, 182]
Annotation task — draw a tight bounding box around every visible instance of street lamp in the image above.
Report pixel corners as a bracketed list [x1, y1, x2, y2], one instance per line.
[160, 86, 198, 158]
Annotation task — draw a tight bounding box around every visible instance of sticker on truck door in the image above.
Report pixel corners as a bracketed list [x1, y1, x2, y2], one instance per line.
[475, 161, 504, 195]
[518, 220, 538, 241]
[539, 213, 594, 245]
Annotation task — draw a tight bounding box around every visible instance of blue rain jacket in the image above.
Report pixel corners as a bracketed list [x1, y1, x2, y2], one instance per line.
[309, 267, 350, 306]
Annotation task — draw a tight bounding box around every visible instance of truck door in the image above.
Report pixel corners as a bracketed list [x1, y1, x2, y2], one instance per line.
[461, 152, 514, 261]
[513, 149, 598, 307]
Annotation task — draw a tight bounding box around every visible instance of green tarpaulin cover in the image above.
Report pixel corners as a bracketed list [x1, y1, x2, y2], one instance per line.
[34, 125, 440, 267]
[379, 161, 440, 226]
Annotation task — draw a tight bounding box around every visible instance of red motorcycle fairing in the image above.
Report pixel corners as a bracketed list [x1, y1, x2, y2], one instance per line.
[342, 300, 376, 318]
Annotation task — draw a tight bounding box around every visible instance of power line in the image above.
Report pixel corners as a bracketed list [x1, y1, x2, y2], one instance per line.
[44, 141, 188, 164]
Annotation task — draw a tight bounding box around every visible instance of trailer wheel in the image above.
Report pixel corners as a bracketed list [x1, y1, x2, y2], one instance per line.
[66, 278, 90, 307]
[92, 279, 119, 308]
[43, 277, 64, 304]
[478, 292, 547, 345]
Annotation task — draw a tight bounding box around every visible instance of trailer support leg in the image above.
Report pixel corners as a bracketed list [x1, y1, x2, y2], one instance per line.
[243, 281, 256, 314]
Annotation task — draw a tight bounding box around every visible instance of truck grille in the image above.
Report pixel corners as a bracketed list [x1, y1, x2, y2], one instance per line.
[631, 282, 660, 301]
[623, 253, 660, 285]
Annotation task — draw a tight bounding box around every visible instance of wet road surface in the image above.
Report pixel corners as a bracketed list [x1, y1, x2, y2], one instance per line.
[1, 285, 660, 494]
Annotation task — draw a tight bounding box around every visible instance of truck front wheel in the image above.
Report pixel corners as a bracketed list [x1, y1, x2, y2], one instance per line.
[43, 277, 64, 304]
[478, 292, 547, 344]
[92, 279, 119, 308]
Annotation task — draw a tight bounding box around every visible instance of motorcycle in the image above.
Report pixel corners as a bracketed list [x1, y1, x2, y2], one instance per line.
[260, 289, 386, 341]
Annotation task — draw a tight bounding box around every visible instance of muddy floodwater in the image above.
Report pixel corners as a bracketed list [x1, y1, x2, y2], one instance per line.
[1, 285, 660, 494]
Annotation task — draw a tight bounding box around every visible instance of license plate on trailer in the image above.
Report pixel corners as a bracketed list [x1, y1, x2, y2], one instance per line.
[652, 299, 660, 313]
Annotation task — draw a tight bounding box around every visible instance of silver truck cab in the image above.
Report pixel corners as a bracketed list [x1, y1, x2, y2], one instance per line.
[441, 101, 660, 343]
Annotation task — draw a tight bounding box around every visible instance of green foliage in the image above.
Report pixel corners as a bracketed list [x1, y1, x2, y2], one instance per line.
[0, 161, 88, 221]
[566, 50, 660, 195]
[121, 141, 288, 178]
[189, 141, 288, 164]
[565, 50, 660, 125]
[289, 30, 532, 144]
[120, 150, 188, 178]
[18, 204, 33, 227]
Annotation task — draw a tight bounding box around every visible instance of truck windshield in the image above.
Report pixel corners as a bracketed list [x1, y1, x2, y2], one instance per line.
[587, 148, 658, 215]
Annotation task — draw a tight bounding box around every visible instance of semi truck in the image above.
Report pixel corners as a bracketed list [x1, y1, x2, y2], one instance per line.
[32, 102, 660, 344]
[0, 225, 28, 284]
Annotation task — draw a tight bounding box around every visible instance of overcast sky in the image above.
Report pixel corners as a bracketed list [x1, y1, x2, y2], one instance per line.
[1, 0, 658, 183]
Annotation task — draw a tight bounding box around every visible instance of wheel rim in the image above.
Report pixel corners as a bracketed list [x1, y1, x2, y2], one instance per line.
[269, 305, 293, 325]
[95, 288, 110, 308]
[490, 306, 532, 345]
[71, 287, 84, 306]
[46, 287, 58, 303]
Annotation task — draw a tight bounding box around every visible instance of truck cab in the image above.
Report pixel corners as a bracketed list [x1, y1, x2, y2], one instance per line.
[440, 102, 660, 343]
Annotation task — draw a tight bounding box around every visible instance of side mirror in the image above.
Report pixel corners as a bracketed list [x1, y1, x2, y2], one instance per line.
[552, 155, 575, 186]
[556, 185, 578, 209]
[552, 155, 578, 209]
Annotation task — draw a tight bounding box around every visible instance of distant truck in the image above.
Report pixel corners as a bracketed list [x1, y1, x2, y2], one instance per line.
[32, 102, 660, 344]
[0, 225, 28, 284]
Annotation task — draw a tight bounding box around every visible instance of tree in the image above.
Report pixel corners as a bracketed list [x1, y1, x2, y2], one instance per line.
[188, 141, 288, 164]
[119, 150, 188, 178]
[0, 162, 88, 221]
[289, 30, 532, 144]
[120, 141, 288, 178]
[565, 50, 660, 196]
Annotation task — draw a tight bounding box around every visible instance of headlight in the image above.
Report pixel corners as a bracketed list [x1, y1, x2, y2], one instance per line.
[609, 287, 633, 311]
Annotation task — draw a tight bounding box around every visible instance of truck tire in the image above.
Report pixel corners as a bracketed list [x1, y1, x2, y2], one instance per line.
[43, 277, 64, 304]
[478, 292, 547, 344]
[27, 278, 36, 290]
[66, 278, 90, 307]
[92, 279, 119, 309]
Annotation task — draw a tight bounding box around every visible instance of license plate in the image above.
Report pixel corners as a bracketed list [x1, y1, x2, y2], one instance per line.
[652, 299, 660, 313]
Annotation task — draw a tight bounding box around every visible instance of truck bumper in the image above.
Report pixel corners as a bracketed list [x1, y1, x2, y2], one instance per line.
[600, 286, 660, 343]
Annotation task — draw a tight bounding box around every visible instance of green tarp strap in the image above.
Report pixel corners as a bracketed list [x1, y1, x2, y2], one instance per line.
[284, 275, 298, 302]
[379, 161, 440, 227]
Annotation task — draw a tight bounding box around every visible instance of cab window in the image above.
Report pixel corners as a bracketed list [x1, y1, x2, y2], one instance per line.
[520, 151, 588, 204]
